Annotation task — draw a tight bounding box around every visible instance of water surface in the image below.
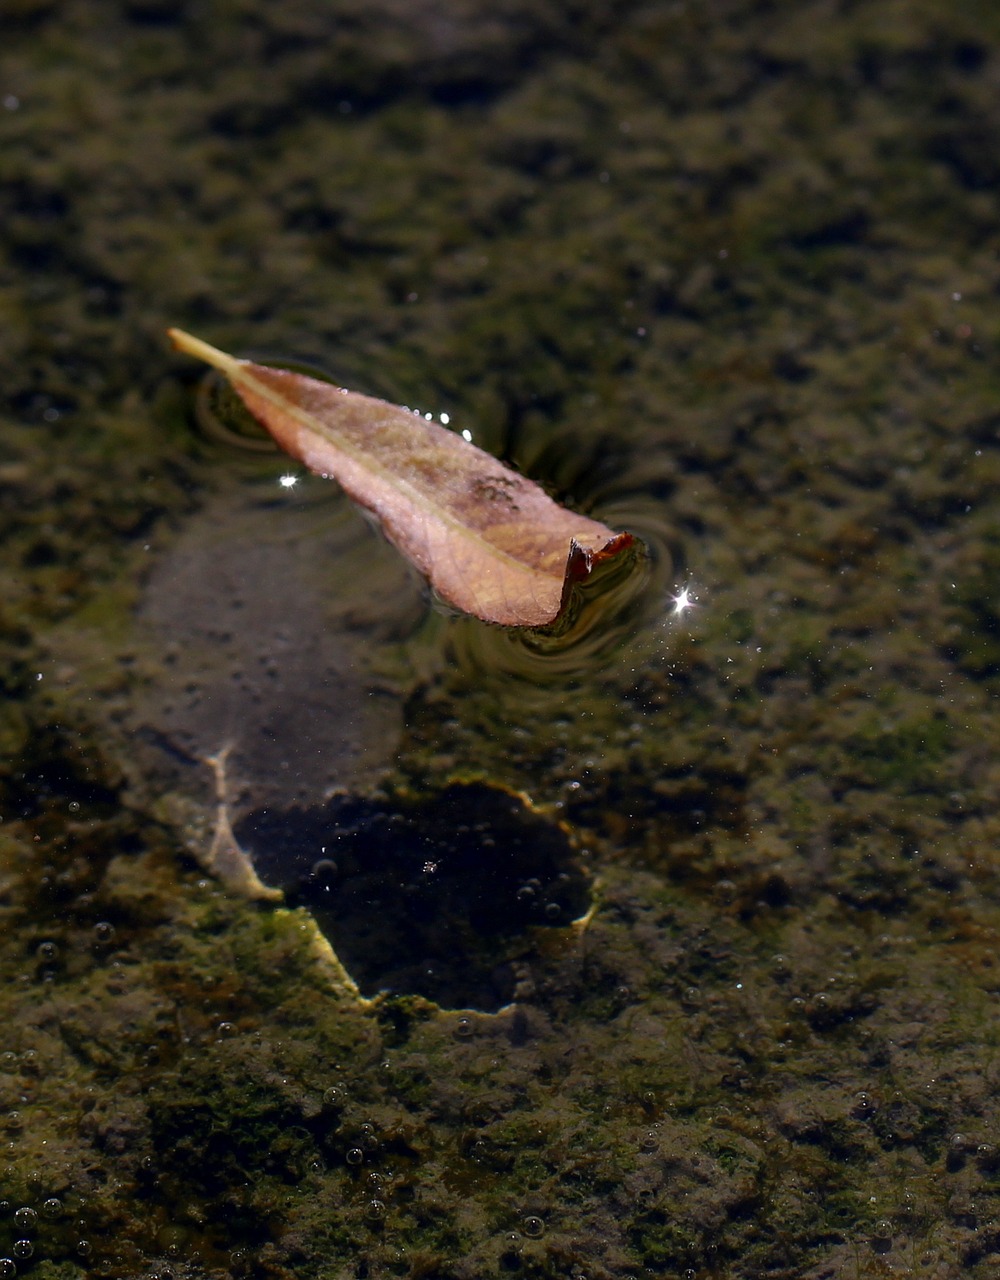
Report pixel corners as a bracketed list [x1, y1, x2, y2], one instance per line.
[2, 2, 1000, 1277]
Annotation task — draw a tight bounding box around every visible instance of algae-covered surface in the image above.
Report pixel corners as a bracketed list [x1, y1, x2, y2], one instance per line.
[4, 0, 1000, 1276]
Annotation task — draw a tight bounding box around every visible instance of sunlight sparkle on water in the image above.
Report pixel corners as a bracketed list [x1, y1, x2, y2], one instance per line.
[668, 585, 698, 619]
[278, 473, 299, 489]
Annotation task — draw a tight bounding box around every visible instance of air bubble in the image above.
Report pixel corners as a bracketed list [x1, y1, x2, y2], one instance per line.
[12, 1209, 35, 1231]
[10, 1244, 31, 1262]
[311, 858, 338, 883]
[93, 922, 115, 944]
[853, 1091, 876, 1119]
[0, 1260, 15, 1279]
[454, 1017, 474, 1040]
[35, 942, 58, 962]
[543, 902, 562, 921]
[40, 1198, 60, 1219]
[216, 1022, 235, 1039]
[365, 1199, 387, 1224]
[345, 1147, 364, 1166]
[522, 1215, 544, 1238]
[323, 1087, 342, 1106]
[714, 878, 737, 903]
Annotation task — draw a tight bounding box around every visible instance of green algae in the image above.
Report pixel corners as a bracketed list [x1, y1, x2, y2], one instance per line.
[5, 0, 1000, 1276]
[4, 734, 1000, 1276]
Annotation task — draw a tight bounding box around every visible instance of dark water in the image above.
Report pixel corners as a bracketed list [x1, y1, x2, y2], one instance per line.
[3, 1, 1000, 1277]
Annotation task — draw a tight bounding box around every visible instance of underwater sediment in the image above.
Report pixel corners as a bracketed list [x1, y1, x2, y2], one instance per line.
[4, 0, 1000, 1276]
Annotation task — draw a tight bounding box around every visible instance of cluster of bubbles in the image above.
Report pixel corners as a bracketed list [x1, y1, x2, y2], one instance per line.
[498, 1216, 549, 1269]
[26, 922, 118, 987]
[0, 1196, 66, 1277]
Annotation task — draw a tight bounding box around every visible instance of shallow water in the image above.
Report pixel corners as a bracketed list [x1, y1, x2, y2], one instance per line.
[4, 2, 1000, 1277]
[133, 478, 424, 814]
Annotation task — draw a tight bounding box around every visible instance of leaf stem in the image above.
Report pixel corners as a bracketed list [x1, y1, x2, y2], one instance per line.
[167, 327, 244, 378]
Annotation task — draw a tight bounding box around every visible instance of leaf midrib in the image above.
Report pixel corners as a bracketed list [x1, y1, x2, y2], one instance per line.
[233, 360, 568, 589]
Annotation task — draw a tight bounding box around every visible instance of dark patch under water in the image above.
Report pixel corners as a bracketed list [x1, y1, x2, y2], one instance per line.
[234, 781, 591, 1011]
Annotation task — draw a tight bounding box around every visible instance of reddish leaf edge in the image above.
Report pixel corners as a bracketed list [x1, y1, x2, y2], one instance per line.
[551, 531, 641, 636]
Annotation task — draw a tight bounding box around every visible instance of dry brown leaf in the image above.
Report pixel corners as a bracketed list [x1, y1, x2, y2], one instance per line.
[168, 328, 637, 628]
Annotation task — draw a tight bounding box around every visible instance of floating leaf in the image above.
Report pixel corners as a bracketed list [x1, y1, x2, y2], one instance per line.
[168, 328, 638, 628]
